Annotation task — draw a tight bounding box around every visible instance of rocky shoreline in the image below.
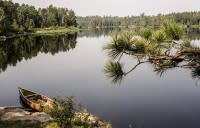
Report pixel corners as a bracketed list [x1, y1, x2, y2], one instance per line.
[0, 106, 111, 128]
[0, 106, 52, 122]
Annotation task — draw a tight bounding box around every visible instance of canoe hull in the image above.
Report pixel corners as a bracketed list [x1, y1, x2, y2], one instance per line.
[19, 87, 53, 112]
[20, 95, 41, 111]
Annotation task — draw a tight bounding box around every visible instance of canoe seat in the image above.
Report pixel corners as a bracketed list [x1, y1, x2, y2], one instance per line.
[25, 94, 38, 98]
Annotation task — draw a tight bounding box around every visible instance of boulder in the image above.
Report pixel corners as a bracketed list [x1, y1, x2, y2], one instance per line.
[0, 107, 52, 122]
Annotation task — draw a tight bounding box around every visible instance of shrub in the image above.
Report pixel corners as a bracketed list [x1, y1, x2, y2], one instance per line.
[48, 97, 102, 128]
[48, 97, 75, 128]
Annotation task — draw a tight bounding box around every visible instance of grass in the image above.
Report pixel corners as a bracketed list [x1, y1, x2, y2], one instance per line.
[33, 26, 79, 35]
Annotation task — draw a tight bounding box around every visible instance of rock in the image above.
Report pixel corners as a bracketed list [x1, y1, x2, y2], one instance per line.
[0, 107, 5, 110]
[31, 112, 53, 122]
[31, 112, 46, 116]
[73, 112, 111, 128]
[1, 112, 25, 120]
[0, 106, 111, 127]
[0, 107, 52, 122]
[0, 110, 5, 117]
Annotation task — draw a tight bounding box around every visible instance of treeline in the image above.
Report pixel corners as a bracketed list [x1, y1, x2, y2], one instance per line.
[0, 0, 77, 35]
[77, 12, 200, 29]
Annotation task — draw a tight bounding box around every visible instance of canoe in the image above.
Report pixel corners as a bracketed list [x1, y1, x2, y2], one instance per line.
[18, 87, 53, 112]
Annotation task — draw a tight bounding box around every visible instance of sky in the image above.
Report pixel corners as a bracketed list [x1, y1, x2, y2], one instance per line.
[13, 0, 200, 16]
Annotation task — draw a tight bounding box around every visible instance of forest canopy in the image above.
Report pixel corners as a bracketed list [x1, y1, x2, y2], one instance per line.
[0, 0, 77, 35]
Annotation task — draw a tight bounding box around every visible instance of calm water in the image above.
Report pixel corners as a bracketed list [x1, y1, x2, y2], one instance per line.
[1, 28, 200, 128]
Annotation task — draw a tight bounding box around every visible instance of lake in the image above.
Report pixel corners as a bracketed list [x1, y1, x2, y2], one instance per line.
[0, 28, 200, 128]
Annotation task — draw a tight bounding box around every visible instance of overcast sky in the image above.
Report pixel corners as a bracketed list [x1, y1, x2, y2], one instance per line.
[13, 0, 200, 16]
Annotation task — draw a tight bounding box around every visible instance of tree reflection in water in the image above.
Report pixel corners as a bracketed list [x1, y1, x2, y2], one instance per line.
[0, 34, 77, 73]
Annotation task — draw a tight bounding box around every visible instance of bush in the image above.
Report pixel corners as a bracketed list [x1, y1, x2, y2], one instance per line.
[48, 97, 102, 128]
[48, 97, 75, 128]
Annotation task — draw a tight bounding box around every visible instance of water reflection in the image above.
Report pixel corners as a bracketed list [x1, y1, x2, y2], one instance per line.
[0, 34, 77, 73]
[0, 28, 200, 128]
[78, 27, 122, 38]
[79, 27, 200, 40]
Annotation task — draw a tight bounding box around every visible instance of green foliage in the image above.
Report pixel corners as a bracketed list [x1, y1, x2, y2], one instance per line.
[11, 19, 19, 32]
[78, 11, 200, 29]
[0, 7, 4, 21]
[104, 21, 185, 59]
[103, 40, 124, 59]
[104, 61, 124, 83]
[103, 31, 135, 59]
[48, 97, 75, 128]
[104, 31, 153, 58]
[112, 31, 135, 48]
[139, 27, 152, 39]
[48, 97, 108, 128]
[103, 21, 200, 83]
[118, 31, 135, 46]
[0, 1, 77, 35]
[152, 30, 166, 43]
[134, 38, 147, 53]
[181, 40, 192, 49]
[105, 21, 186, 61]
[162, 20, 184, 40]
[146, 41, 161, 55]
